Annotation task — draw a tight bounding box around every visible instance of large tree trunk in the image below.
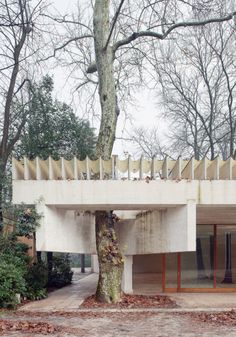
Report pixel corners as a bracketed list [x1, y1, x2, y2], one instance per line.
[94, 0, 117, 158]
[95, 211, 123, 303]
[93, 0, 123, 303]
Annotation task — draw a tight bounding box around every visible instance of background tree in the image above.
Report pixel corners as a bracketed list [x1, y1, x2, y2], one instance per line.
[0, 0, 47, 228]
[131, 127, 167, 159]
[15, 75, 96, 160]
[156, 10, 236, 160]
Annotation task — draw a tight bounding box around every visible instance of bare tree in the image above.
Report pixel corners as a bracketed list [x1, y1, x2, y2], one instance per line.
[46, 0, 236, 302]
[156, 17, 236, 160]
[130, 127, 167, 159]
[0, 0, 47, 227]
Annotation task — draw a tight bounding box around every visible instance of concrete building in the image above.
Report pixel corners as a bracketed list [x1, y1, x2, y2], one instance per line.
[12, 156, 236, 293]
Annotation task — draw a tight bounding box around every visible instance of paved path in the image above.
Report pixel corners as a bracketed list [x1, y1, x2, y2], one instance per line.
[170, 292, 236, 310]
[19, 273, 98, 312]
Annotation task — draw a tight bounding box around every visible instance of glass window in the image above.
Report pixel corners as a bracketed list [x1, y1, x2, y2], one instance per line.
[181, 225, 214, 288]
[217, 225, 236, 288]
[165, 253, 178, 289]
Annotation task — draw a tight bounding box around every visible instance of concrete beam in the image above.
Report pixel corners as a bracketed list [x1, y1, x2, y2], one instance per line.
[13, 180, 236, 210]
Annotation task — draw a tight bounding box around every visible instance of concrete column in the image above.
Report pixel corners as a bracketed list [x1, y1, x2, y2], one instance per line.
[91, 254, 99, 273]
[122, 255, 133, 294]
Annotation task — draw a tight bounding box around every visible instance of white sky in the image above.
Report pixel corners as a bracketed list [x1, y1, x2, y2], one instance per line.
[49, 0, 166, 157]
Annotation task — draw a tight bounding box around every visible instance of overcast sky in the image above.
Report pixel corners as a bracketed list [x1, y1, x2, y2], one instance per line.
[49, 0, 166, 157]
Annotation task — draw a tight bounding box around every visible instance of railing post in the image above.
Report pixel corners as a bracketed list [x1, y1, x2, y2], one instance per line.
[86, 156, 90, 180]
[139, 155, 143, 180]
[99, 157, 103, 180]
[112, 155, 117, 180]
[128, 155, 131, 180]
[151, 156, 156, 180]
[73, 156, 78, 180]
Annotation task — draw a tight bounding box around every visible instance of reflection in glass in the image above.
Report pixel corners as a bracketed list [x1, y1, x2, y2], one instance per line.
[165, 253, 177, 288]
[217, 226, 236, 288]
[181, 225, 214, 288]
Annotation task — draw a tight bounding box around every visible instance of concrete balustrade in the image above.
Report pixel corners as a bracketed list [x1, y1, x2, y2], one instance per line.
[13, 156, 236, 181]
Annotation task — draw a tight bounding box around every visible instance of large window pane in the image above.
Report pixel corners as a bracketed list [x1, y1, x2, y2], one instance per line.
[165, 253, 177, 288]
[181, 225, 214, 288]
[217, 226, 236, 288]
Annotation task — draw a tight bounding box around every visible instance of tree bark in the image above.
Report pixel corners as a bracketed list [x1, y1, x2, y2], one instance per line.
[94, 0, 117, 159]
[93, 0, 123, 303]
[95, 211, 123, 303]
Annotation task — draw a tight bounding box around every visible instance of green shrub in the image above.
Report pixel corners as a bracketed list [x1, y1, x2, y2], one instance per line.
[0, 255, 26, 308]
[15, 206, 41, 239]
[25, 261, 48, 300]
[48, 254, 73, 288]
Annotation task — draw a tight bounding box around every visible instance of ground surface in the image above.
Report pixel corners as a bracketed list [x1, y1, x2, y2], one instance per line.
[2, 310, 236, 336]
[2, 272, 236, 336]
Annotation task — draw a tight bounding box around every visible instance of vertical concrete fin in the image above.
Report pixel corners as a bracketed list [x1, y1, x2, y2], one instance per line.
[227, 157, 232, 180]
[203, 157, 207, 179]
[36, 157, 42, 180]
[151, 156, 156, 180]
[99, 157, 103, 180]
[61, 157, 66, 180]
[73, 156, 78, 180]
[48, 156, 54, 180]
[24, 156, 30, 180]
[128, 155, 131, 180]
[139, 156, 143, 180]
[86, 156, 90, 180]
[112, 155, 117, 180]
[162, 157, 168, 179]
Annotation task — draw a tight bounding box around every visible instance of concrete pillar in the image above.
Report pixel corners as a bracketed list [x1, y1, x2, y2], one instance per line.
[122, 255, 133, 294]
[91, 254, 99, 273]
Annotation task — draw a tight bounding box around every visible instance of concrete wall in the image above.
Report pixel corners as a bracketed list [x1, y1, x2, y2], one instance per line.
[36, 204, 96, 254]
[115, 203, 196, 255]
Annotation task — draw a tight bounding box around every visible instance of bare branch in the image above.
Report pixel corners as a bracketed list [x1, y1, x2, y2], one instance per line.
[113, 11, 236, 51]
[43, 34, 94, 61]
[104, 0, 126, 50]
